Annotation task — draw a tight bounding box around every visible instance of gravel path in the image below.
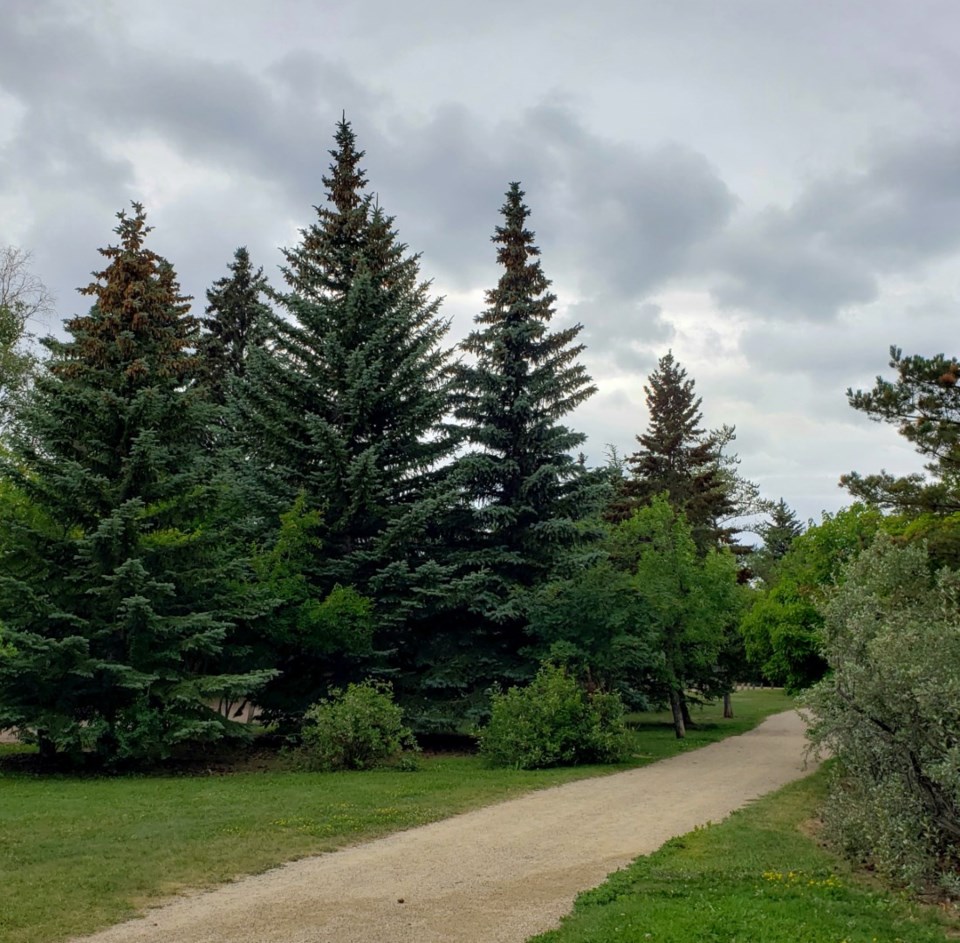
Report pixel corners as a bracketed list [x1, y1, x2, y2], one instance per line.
[75, 710, 814, 943]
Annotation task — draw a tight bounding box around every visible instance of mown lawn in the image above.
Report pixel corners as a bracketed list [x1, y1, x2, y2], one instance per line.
[624, 688, 793, 760]
[530, 766, 958, 943]
[0, 689, 791, 943]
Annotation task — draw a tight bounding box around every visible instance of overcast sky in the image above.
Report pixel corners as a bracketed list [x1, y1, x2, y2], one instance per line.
[2, 0, 957, 526]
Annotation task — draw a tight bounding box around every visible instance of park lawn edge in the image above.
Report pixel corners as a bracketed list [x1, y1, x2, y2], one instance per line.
[528, 764, 960, 943]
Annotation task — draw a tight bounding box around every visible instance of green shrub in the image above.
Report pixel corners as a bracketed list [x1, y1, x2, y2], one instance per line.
[479, 664, 631, 769]
[300, 680, 419, 771]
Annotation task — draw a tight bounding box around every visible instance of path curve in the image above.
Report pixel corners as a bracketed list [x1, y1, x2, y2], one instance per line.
[75, 710, 815, 943]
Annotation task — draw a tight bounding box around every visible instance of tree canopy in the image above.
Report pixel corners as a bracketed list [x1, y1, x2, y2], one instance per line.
[227, 119, 455, 721]
[196, 246, 271, 405]
[419, 182, 600, 722]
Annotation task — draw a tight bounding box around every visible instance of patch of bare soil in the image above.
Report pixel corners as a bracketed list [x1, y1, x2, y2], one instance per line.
[73, 710, 815, 943]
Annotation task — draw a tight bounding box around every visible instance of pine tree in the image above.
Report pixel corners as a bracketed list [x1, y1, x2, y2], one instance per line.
[197, 246, 270, 404]
[842, 345, 960, 514]
[613, 352, 733, 552]
[229, 120, 454, 719]
[434, 182, 598, 715]
[0, 205, 271, 765]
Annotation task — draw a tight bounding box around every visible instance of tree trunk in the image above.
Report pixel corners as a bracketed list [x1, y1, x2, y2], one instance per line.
[680, 693, 693, 729]
[669, 688, 686, 739]
[723, 692, 734, 718]
[37, 732, 56, 762]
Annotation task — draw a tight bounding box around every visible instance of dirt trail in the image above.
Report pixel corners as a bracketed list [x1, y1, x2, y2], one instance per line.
[75, 710, 815, 943]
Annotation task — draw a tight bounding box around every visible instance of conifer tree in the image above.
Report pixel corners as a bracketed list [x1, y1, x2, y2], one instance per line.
[842, 345, 960, 514]
[229, 120, 454, 719]
[759, 498, 803, 562]
[235, 119, 452, 545]
[613, 352, 733, 552]
[454, 183, 597, 579]
[0, 205, 271, 764]
[197, 246, 270, 404]
[434, 182, 598, 712]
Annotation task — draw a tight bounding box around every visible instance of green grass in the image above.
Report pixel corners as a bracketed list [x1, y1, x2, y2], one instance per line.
[0, 689, 791, 943]
[530, 766, 957, 943]
[624, 689, 794, 760]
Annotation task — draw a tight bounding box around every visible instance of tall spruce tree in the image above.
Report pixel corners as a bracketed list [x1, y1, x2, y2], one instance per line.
[436, 182, 598, 714]
[197, 246, 270, 404]
[613, 352, 733, 552]
[454, 183, 597, 582]
[608, 353, 749, 723]
[229, 120, 454, 720]
[0, 205, 271, 765]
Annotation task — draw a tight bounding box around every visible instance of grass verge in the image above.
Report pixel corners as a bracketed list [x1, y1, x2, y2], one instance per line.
[529, 766, 958, 943]
[0, 689, 790, 943]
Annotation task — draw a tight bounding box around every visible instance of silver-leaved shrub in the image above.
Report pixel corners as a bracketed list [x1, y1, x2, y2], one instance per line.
[805, 535, 960, 895]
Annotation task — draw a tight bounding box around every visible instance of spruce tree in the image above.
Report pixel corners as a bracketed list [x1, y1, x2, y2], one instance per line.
[613, 352, 733, 552]
[0, 205, 271, 765]
[455, 183, 597, 580]
[759, 499, 803, 561]
[197, 246, 270, 404]
[229, 120, 454, 719]
[436, 182, 598, 713]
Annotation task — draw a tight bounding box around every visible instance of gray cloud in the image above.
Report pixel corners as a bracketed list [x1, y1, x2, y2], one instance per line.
[710, 211, 880, 320]
[551, 136, 737, 300]
[0, 5, 371, 308]
[708, 132, 960, 321]
[1, 6, 736, 359]
[569, 299, 673, 376]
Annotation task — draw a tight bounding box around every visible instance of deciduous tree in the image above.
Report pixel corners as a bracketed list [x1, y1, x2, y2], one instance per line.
[741, 504, 882, 690]
[805, 535, 960, 891]
[0, 246, 52, 432]
[610, 496, 740, 737]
